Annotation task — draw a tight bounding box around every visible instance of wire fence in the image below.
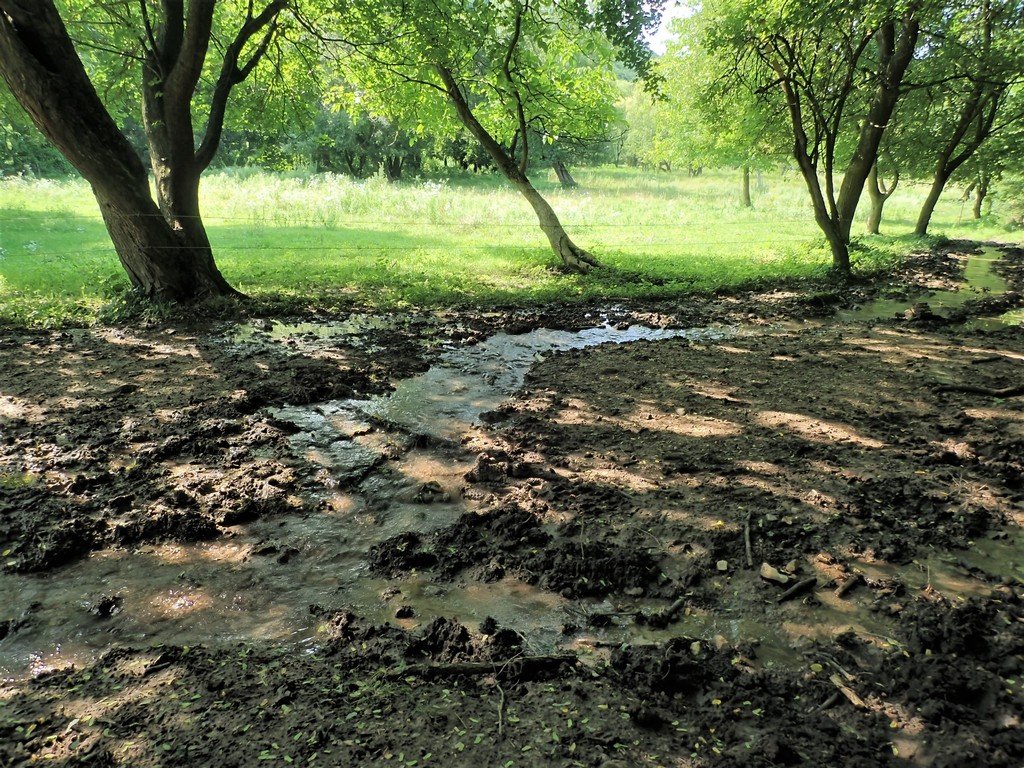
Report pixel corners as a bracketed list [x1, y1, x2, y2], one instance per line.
[0, 212, 825, 226]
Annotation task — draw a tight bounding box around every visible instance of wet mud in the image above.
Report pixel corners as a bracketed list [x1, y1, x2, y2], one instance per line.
[1, 242, 1023, 766]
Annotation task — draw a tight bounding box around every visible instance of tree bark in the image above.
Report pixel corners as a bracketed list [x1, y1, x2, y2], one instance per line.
[865, 162, 898, 235]
[436, 65, 598, 273]
[740, 165, 752, 208]
[914, 2, 1001, 236]
[769, 15, 918, 272]
[0, 0, 235, 300]
[834, 19, 919, 244]
[915, 171, 950, 236]
[974, 175, 989, 219]
[384, 157, 403, 181]
[553, 160, 578, 189]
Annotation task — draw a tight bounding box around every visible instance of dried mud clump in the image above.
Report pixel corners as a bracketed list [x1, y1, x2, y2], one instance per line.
[369, 503, 661, 598]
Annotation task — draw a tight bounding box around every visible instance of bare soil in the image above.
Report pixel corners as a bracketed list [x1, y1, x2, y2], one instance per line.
[1, 242, 1023, 767]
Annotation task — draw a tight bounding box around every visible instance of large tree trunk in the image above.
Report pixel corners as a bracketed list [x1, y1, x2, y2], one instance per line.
[436, 65, 598, 273]
[0, 0, 237, 301]
[96, 186, 235, 299]
[740, 165, 752, 208]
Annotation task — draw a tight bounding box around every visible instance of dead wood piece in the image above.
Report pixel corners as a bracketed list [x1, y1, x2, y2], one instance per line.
[744, 515, 753, 568]
[388, 654, 576, 681]
[652, 596, 688, 625]
[812, 691, 842, 713]
[835, 573, 863, 598]
[934, 383, 1024, 398]
[777, 577, 818, 603]
[829, 673, 866, 708]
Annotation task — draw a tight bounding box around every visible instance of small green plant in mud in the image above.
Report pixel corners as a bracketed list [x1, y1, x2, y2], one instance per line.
[0, 472, 36, 489]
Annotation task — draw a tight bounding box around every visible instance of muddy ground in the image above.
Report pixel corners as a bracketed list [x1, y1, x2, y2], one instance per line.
[1, 242, 1023, 766]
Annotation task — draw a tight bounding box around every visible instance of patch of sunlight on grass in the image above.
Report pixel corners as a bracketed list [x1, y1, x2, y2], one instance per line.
[0, 166, 1020, 326]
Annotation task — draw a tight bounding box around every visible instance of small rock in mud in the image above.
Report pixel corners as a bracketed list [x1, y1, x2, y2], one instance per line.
[89, 594, 123, 619]
[760, 562, 790, 584]
[464, 451, 512, 483]
[412, 480, 450, 504]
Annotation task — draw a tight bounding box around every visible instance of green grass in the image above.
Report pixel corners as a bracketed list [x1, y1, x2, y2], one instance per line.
[0, 166, 1020, 326]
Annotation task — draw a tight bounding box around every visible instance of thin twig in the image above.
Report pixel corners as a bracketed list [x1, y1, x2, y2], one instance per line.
[744, 514, 753, 568]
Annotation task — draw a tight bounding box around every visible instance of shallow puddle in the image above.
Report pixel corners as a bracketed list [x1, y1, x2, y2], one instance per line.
[346, 324, 738, 441]
[232, 315, 407, 347]
[840, 246, 1020, 327]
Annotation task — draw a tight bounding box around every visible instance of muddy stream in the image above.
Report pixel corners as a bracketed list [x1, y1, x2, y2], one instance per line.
[2, 247, 1022, 683]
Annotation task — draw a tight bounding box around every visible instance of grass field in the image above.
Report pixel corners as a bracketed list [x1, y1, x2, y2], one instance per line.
[0, 166, 1020, 325]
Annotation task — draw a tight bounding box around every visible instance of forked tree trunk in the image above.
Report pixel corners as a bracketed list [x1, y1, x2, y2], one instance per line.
[436, 65, 599, 273]
[834, 20, 918, 247]
[773, 17, 918, 273]
[96, 184, 235, 297]
[0, 0, 237, 301]
[740, 166, 752, 207]
[553, 160, 578, 189]
[865, 162, 899, 235]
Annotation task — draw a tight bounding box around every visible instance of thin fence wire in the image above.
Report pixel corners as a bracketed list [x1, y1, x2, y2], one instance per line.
[0, 213, 824, 227]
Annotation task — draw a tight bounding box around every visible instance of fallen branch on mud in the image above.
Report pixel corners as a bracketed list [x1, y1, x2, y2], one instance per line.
[829, 673, 867, 709]
[835, 573, 863, 598]
[645, 596, 689, 628]
[934, 383, 1024, 398]
[383, 654, 577, 681]
[777, 577, 818, 603]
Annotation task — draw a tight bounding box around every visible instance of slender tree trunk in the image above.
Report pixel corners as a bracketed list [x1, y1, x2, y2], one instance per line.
[384, 157, 403, 181]
[781, 80, 851, 273]
[866, 164, 883, 234]
[915, 170, 950, 236]
[740, 165, 752, 208]
[974, 176, 989, 219]
[0, 0, 236, 301]
[792, 141, 850, 272]
[553, 160, 578, 189]
[436, 65, 598, 272]
[961, 180, 978, 201]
